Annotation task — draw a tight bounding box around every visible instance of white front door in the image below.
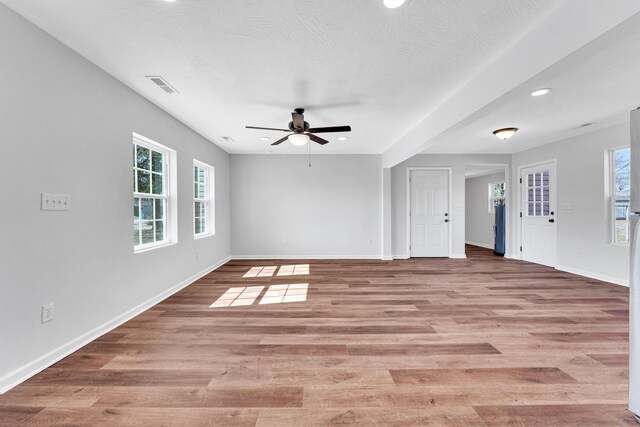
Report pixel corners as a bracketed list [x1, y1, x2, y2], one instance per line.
[520, 162, 557, 267]
[410, 169, 450, 257]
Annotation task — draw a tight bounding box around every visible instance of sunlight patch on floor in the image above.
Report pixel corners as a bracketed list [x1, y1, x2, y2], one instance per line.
[244, 264, 310, 278]
[277, 264, 310, 276]
[209, 286, 265, 308]
[259, 283, 309, 305]
[243, 266, 278, 278]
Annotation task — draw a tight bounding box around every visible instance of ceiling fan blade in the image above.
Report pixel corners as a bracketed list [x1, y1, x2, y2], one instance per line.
[246, 126, 290, 132]
[292, 111, 305, 130]
[307, 125, 351, 133]
[308, 133, 329, 145]
[271, 134, 291, 146]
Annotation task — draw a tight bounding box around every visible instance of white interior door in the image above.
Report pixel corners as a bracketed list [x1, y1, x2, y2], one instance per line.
[520, 162, 557, 267]
[410, 170, 450, 257]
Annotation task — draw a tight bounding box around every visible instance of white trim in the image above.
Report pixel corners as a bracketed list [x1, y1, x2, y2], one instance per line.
[381, 256, 393, 261]
[504, 253, 518, 260]
[393, 254, 410, 259]
[0, 256, 231, 395]
[231, 255, 381, 260]
[133, 132, 178, 252]
[406, 167, 453, 259]
[466, 241, 493, 250]
[451, 254, 467, 259]
[556, 264, 629, 287]
[193, 159, 215, 238]
[517, 158, 558, 265]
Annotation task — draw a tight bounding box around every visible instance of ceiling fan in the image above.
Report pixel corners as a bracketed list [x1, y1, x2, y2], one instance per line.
[246, 108, 351, 146]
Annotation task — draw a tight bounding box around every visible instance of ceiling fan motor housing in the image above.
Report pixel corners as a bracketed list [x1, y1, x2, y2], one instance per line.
[288, 121, 310, 133]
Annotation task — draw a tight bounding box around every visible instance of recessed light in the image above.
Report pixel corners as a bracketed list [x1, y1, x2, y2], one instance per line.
[338, 136, 349, 141]
[259, 137, 271, 141]
[530, 88, 552, 97]
[383, 0, 407, 9]
[164, 0, 177, 2]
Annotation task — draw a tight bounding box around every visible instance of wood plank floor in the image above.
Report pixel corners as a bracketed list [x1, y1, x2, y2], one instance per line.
[1, 245, 635, 426]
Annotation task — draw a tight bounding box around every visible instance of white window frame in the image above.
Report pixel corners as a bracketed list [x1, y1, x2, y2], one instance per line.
[133, 133, 178, 253]
[193, 160, 215, 238]
[608, 146, 631, 245]
[488, 181, 506, 213]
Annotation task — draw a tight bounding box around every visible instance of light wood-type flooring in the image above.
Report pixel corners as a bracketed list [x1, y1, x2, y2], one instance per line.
[0, 246, 635, 426]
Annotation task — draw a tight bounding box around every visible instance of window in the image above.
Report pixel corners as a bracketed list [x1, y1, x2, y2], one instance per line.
[610, 147, 631, 244]
[488, 181, 506, 213]
[526, 171, 550, 217]
[193, 160, 214, 237]
[133, 133, 176, 251]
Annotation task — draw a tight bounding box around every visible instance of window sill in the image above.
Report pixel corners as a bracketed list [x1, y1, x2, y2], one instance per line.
[134, 240, 177, 254]
[194, 232, 215, 240]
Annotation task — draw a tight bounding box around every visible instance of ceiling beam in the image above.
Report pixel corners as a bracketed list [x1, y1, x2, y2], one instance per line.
[381, 0, 640, 168]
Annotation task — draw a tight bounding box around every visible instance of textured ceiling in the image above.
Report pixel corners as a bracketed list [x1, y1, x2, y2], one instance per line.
[424, 10, 640, 155]
[0, 0, 562, 154]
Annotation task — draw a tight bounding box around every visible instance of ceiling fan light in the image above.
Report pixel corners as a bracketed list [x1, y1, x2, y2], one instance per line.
[289, 134, 310, 146]
[493, 127, 518, 141]
[383, 0, 407, 8]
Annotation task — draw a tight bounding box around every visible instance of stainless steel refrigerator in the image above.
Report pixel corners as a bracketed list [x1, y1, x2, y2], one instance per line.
[629, 107, 640, 418]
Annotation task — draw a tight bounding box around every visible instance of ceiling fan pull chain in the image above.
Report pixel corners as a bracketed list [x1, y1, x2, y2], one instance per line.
[308, 139, 311, 167]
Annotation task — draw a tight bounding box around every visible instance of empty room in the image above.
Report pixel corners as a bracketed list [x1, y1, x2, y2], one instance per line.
[2, 0, 640, 425]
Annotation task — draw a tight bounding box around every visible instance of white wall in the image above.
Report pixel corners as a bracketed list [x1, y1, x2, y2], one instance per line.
[231, 155, 382, 258]
[391, 154, 511, 258]
[465, 172, 505, 248]
[510, 123, 629, 285]
[0, 5, 231, 391]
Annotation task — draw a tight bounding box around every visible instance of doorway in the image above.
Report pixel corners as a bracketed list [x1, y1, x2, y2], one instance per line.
[407, 168, 452, 257]
[464, 164, 509, 256]
[519, 160, 558, 267]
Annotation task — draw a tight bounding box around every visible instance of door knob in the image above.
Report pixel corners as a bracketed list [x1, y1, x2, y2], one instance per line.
[444, 219, 449, 223]
[548, 219, 555, 223]
[444, 213, 449, 216]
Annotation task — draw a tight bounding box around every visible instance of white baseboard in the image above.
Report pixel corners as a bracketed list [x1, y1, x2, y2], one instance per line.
[504, 253, 519, 260]
[555, 264, 629, 287]
[465, 241, 493, 250]
[231, 254, 381, 260]
[391, 254, 468, 260]
[381, 256, 393, 261]
[0, 256, 231, 395]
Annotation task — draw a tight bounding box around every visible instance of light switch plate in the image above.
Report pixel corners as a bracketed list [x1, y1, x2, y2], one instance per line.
[41, 193, 71, 211]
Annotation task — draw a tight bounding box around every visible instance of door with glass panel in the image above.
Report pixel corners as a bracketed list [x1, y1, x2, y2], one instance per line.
[520, 162, 557, 267]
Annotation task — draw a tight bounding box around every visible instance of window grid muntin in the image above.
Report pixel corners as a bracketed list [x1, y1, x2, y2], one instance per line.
[194, 163, 209, 236]
[612, 147, 631, 244]
[133, 140, 168, 248]
[526, 171, 550, 217]
[488, 181, 506, 213]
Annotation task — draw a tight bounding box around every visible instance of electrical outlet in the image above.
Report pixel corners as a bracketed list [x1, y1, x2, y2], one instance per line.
[576, 249, 582, 257]
[196, 251, 200, 259]
[368, 239, 373, 245]
[42, 303, 54, 323]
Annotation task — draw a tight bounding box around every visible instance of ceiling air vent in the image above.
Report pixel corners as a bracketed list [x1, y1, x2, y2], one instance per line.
[221, 136, 235, 143]
[146, 76, 179, 94]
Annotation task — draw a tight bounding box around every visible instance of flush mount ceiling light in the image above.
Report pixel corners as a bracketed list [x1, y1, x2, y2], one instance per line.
[259, 137, 271, 141]
[164, 0, 177, 2]
[338, 136, 349, 141]
[530, 88, 552, 97]
[493, 127, 518, 141]
[288, 134, 310, 146]
[383, 0, 407, 8]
